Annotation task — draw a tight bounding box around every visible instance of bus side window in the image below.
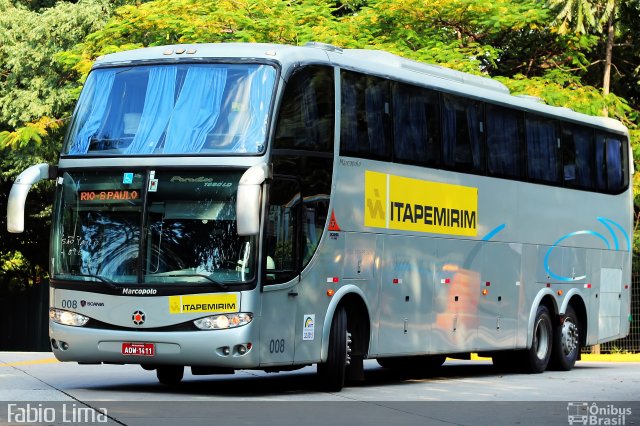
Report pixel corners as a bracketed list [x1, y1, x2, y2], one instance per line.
[272, 65, 334, 270]
[441, 94, 484, 174]
[392, 82, 440, 167]
[595, 133, 608, 191]
[265, 177, 301, 284]
[562, 126, 595, 190]
[273, 66, 334, 152]
[525, 114, 561, 184]
[486, 104, 523, 179]
[340, 71, 391, 160]
[604, 134, 626, 193]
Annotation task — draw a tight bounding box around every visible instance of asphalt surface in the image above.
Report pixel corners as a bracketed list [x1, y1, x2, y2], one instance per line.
[1, 352, 639, 425]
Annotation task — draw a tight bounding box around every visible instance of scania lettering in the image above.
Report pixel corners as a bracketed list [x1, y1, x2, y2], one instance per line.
[7, 42, 632, 390]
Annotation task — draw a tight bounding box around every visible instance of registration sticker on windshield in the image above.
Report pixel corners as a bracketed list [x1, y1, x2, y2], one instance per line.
[169, 294, 238, 314]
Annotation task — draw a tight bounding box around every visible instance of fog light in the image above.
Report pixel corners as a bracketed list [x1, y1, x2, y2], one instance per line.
[222, 347, 230, 356]
[237, 345, 247, 355]
[60, 341, 69, 350]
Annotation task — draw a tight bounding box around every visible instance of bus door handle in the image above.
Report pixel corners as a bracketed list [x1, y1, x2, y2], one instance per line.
[288, 290, 299, 297]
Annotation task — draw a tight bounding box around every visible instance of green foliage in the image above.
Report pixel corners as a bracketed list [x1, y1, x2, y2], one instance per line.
[332, 0, 551, 73]
[76, 0, 341, 54]
[2, 0, 640, 281]
[548, 0, 615, 35]
[0, 0, 114, 130]
[497, 70, 635, 125]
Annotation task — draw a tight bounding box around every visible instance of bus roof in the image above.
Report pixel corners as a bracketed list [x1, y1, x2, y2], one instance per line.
[93, 42, 628, 136]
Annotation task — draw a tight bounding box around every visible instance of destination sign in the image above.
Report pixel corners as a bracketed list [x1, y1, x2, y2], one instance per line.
[79, 190, 140, 201]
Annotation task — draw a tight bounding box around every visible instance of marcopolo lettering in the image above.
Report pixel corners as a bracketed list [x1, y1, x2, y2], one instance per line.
[390, 201, 476, 229]
[122, 288, 158, 295]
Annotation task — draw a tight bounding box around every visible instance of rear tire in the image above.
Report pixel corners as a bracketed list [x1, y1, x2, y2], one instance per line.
[519, 305, 553, 373]
[156, 365, 184, 385]
[317, 306, 349, 391]
[549, 305, 580, 371]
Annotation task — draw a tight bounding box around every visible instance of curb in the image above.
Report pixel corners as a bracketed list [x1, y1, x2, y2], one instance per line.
[469, 353, 640, 362]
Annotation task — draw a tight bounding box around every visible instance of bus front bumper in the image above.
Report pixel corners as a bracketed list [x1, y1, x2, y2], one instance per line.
[49, 321, 260, 368]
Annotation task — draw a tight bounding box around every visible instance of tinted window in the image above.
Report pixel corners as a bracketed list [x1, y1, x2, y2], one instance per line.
[607, 137, 625, 192]
[526, 115, 560, 183]
[595, 133, 626, 193]
[340, 71, 392, 160]
[486, 104, 523, 178]
[274, 66, 334, 152]
[442, 94, 484, 173]
[272, 66, 334, 274]
[561, 126, 595, 189]
[392, 83, 440, 167]
[265, 177, 300, 284]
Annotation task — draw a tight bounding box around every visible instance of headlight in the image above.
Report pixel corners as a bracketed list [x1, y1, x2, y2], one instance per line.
[49, 308, 89, 327]
[194, 313, 253, 330]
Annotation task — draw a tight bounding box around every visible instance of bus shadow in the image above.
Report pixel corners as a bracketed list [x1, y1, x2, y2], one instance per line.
[79, 359, 607, 397]
[86, 361, 606, 400]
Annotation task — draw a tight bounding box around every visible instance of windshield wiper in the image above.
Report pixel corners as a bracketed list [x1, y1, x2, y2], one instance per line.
[67, 273, 119, 289]
[148, 273, 229, 290]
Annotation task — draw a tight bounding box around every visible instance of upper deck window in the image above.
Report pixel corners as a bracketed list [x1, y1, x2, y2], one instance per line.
[64, 63, 277, 156]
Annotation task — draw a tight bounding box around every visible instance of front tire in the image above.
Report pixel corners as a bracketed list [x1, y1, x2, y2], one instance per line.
[549, 305, 580, 371]
[317, 306, 349, 391]
[156, 365, 184, 385]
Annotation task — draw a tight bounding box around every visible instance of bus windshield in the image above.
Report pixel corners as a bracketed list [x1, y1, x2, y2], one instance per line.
[63, 63, 276, 156]
[52, 170, 255, 286]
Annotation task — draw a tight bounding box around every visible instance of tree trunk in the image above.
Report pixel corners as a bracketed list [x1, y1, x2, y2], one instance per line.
[602, 14, 615, 116]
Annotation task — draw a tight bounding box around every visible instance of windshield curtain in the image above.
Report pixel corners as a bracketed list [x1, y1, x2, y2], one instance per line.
[64, 63, 276, 156]
[52, 170, 256, 286]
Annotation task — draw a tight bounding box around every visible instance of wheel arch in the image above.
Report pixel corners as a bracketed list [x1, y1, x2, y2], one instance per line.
[321, 285, 371, 362]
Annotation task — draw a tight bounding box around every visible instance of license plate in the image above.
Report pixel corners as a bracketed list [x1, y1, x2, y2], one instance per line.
[121, 342, 155, 356]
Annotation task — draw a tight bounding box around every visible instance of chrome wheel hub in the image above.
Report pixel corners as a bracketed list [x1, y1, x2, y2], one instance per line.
[562, 319, 579, 356]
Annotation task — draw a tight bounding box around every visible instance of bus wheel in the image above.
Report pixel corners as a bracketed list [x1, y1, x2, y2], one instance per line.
[519, 305, 553, 373]
[317, 306, 349, 391]
[156, 365, 184, 386]
[549, 305, 580, 371]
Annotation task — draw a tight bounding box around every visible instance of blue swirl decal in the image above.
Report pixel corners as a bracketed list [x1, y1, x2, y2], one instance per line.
[544, 217, 630, 282]
[481, 223, 506, 241]
[598, 217, 631, 251]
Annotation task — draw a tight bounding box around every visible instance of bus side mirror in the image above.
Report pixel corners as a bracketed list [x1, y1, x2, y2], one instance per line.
[236, 163, 270, 236]
[7, 163, 53, 233]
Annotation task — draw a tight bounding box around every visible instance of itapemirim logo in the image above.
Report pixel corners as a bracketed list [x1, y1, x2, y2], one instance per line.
[567, 402, 632, 425]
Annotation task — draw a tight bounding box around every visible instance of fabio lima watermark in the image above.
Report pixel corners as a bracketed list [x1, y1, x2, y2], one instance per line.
[567, 402, 633, 425]
[7, 403, 108, 424]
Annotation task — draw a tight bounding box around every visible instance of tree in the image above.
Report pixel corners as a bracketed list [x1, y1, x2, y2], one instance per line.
[0, 0, 116, 287]
[548, 0, 617, 96]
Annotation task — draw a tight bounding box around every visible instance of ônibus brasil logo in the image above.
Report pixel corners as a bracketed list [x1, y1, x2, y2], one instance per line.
[567, 402, 632, 425]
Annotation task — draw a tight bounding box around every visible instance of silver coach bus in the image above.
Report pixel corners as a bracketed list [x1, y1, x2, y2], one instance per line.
[7, 42, 632, 391]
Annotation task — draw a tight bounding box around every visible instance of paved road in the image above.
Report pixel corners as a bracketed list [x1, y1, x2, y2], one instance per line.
[1, 352, 639, 425]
